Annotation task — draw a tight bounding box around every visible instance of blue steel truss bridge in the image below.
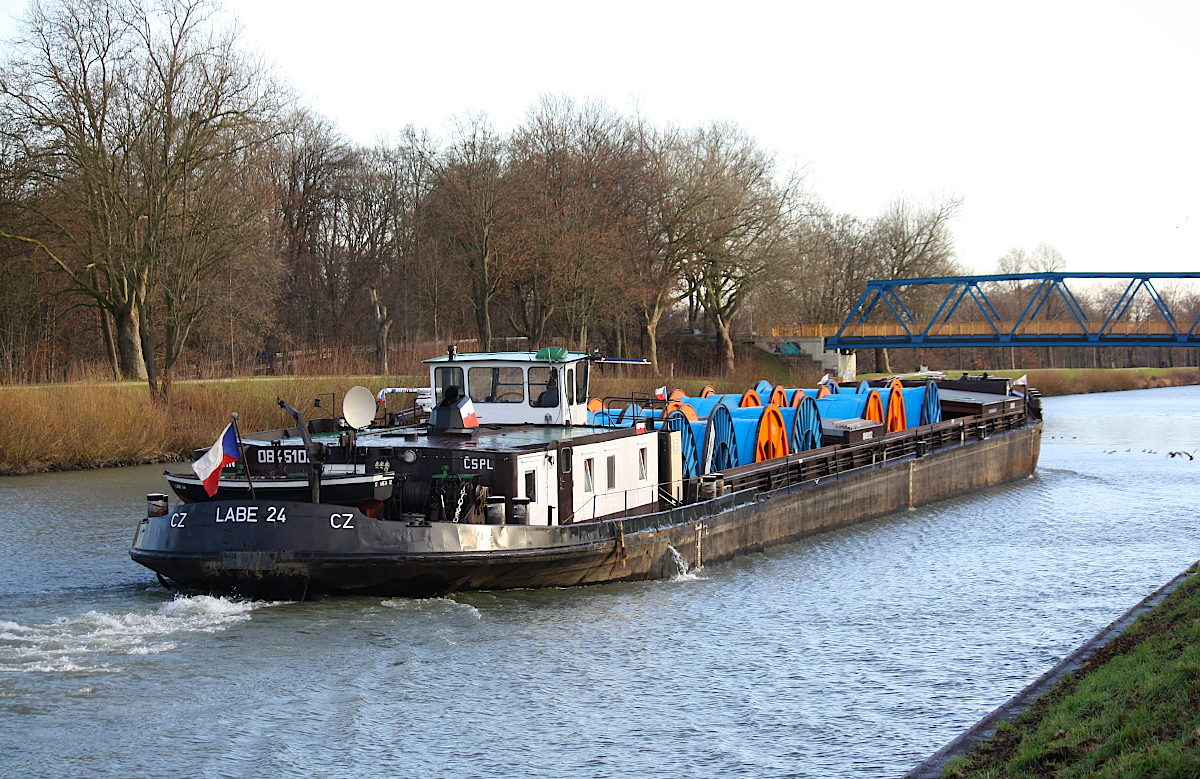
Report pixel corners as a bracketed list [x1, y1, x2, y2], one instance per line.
[796, 273, 1200, 350]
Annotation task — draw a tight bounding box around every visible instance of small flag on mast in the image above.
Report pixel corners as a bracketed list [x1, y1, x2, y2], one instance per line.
[192, 423, 239, 497]
[655, 386, 667, 400]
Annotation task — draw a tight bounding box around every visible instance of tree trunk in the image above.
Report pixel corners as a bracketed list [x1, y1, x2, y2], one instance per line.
[644, 306, 664, 377]
[140, 304, 165, 405]
[715, 318, 736, 376]
[476, 301, 492, 351]
[369, 286, 391, 374]
[99, 305, 121, 380]
[875, 347, 891, 374]
[114, 307, 148, 381]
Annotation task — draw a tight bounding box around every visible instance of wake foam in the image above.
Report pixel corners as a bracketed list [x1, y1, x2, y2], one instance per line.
[381, 597, 482, 619]
[666, 545, 706, 582]
[0, 595, 275, 675]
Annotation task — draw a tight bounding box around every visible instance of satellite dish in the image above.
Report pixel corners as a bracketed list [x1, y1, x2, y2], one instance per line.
[343, 385, 377, 430]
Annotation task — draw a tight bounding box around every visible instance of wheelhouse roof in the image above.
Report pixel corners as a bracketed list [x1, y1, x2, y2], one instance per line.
[423, 349, 591, 365]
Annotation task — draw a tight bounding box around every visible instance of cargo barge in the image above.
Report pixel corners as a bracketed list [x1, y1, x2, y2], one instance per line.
[130, 349, 1042, 599]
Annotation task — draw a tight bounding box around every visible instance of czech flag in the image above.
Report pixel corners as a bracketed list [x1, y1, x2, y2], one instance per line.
[457, 397, 479, 428]
[192, 423, 239, 497]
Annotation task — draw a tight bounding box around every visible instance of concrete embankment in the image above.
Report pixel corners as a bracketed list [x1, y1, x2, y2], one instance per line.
[903, 561, 1200, 778]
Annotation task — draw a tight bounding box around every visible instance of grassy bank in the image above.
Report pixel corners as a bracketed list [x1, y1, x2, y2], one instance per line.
[962, 367, 1199, 397]
[942, 566, 1200, 778]
[0, 376, 421, 475]
[857, 367, 1200, 396]
[1, 366, 1197, 475]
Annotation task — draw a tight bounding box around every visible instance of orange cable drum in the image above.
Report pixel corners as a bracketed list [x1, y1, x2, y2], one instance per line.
[739, 389, 762, 407]
[669, 388, 687, 401]
[755, 404, 789, 462]
[700, 385, 715, 398]
[769, 385, 788, 406]
[863, 390, 884, 424]
[883, 378, 908, 433]
[663, 400, 699, 421]
[587, 398, 603, 413]
[816, 384, 833, 399]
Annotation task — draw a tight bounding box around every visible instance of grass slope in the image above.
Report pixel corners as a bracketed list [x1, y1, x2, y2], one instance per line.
[943, 567, 1200, 778]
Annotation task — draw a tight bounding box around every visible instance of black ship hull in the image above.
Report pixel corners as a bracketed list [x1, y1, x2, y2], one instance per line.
[132, 416, 1042, 599]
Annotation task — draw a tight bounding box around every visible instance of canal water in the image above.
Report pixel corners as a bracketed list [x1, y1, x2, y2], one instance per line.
[1, 386, 1197, 778]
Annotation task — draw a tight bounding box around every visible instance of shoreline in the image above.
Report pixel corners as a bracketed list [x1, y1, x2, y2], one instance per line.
[903, 561, 1200, 778]
[1, 367, 1196, 476]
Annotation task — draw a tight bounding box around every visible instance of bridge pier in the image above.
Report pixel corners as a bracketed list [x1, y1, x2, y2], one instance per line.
[753, 336, 856, 380]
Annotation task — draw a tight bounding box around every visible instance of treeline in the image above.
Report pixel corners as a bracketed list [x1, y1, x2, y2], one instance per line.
[0, 0, 971, 396]
[3, 0, 1195, 397]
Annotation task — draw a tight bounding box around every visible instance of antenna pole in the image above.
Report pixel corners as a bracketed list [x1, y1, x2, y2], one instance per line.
[230, 412, 256, 499]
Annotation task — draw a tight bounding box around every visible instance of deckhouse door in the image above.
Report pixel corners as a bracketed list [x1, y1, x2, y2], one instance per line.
[557, 445, 574, 525]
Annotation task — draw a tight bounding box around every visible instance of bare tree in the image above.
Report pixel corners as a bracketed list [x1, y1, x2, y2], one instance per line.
[129, 0, 280, 400]
[993, 242, 1068, 321]
[1, 0, 279, 399]
[0, 0, 148, 378]
[427, 114, 510, 351]
[680, 123, 793, 375]
[627, 121, 696, 375]
[868, 193, 964, 372]
[764, 205, 878, 326]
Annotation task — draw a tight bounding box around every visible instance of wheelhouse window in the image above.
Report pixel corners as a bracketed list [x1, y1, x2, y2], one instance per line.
[565, 368, 575, 405]
[528, 367, 560, 408]
[434, 366, 464, 405]
[575, 362, 589, 406]
[583, 458, 595, 493]
[468, 366, 524, 403]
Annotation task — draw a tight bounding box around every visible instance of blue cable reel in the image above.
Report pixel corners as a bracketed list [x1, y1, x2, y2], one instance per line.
[664, 410, 701, 479]
[615, 403, 644, 426]
[791, 394, 822, 452]
[814, 393, 870, 420]
[922, 380, 941, 425]
[704, 405, 738, 472]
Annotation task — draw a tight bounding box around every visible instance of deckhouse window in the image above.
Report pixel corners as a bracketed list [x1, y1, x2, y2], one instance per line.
[607, 455, 617, 491]
[434, 366, 464, 405]
[468, 366, 524, 403]
[528, 367, 560, 408]
[638, 447, 648, 481]
[583, 458, 595, 493]
[524, 470, 537, 502]
[575, 362, 589, 405]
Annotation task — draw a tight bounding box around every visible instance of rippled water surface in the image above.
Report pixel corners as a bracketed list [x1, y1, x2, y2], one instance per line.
[2, 386, 1198, 778]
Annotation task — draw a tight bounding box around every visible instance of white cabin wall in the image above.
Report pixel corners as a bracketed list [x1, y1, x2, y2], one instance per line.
[571, 430, 658, 522]
[516, 451, 558, 525]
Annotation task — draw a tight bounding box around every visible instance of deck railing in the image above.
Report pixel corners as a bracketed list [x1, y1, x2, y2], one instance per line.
[709, 405, 1032, 497]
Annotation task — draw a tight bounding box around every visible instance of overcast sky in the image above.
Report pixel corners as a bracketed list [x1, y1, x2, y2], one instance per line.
[3, 0, 1198, 276]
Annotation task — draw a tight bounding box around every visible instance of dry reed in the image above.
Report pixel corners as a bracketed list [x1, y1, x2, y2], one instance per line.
[1025, 367, 1200, 396]
[5, 363, 1192, 475]
[0, 376, 422, 475]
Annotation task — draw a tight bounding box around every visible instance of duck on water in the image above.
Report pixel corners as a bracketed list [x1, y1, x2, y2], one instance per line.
[131, 347, 1042, 599]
